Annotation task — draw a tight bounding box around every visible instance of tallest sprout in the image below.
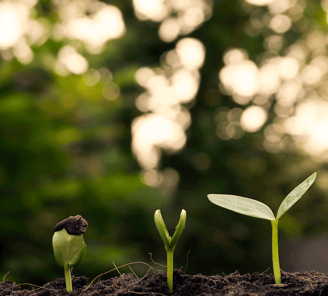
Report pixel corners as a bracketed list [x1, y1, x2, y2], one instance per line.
[207, 172, 316, 285]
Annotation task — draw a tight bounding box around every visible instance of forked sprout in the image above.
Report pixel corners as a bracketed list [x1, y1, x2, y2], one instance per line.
[154, 209, 186, 294]
[208, 172, 316, 285]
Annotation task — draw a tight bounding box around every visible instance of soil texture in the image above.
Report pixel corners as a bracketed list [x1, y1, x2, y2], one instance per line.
[1, 269, 328, 296]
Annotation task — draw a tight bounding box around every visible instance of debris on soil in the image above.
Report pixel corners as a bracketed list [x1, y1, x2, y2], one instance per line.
[1, 269, 328, 296]
[54, 215, 88, 235]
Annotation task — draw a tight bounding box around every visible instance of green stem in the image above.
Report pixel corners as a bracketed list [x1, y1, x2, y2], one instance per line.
[271, 219, 281, 284]
[64, 264, 73, 293]
[166, 247, 174, 294]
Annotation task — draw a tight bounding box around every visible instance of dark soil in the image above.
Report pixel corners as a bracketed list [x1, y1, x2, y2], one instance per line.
[2, 269, 328, 296]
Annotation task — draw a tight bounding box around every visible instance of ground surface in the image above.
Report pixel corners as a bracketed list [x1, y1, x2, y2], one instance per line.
[1, 269, 328, 296]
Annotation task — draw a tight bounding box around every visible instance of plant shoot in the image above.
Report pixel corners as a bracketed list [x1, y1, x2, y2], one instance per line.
[52, 215, 88, 293]
[208, 172, 316, 285]
[154, 209, 186, 294]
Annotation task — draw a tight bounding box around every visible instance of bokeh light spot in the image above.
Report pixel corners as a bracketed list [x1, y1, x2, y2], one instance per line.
[132, 114, 186, 169]
[220, 61, 259, 97]
[301, 65, 322, 85]
[176, 38, 205, 69]
[245, 0, 274, 6]
[278, 57, 300, 80]
[283, 100, 328, 157]
[223, 48, 248, 65]
[240, 106, 268, 132]
[133, 0, 167, 22]
[57, 46, 88, 75]
[159, 18, 180, 42]
[0, 2, 26, 49]
[134, 67, 155, 87]
[270, 14, 292, 33]
[65, 4, 126, 53]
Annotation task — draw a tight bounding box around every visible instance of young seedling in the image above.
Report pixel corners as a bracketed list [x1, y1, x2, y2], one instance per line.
[207, 172, 316, 285]
[52, 215, 88, 293]
[154, 209, 186, 294]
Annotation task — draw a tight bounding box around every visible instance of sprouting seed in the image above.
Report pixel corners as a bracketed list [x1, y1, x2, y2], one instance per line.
[207, 172, 316, 285]
[154, 209, 186, 294]
[52, 215, 88, 293]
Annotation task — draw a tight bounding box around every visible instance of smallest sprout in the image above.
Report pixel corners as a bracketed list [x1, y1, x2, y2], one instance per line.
[154, 209, 186, 294]
[52, 215, 88, 293]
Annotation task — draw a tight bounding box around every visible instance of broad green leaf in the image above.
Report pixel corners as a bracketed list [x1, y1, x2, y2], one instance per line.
[208, 194, 275, 220]
[276, 172, 317, 219]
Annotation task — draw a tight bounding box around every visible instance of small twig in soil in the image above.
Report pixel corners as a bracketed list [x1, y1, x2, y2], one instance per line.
[89, 263, 164, 296]
[14, 282, 58, 296]
[183, 250, 191, 274]
[123, 266, 156, 291]
[148, 253, 166, 268]
[2, 271, 10, 282]
[84, 261, 158, 291]
[122, 268, 168, 296]
[261, 267, 271, 274]
[112, 261, 126, 286]
[129, 266, 139, 279]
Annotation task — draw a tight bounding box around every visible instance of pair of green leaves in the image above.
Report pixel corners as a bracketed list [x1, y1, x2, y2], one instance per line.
[154, 209, 186, 251]
[208, 172, 317, 221]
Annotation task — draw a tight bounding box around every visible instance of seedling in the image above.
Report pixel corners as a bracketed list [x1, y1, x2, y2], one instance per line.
[154, 209, 186, 294]
[52, 215, 88, 293]
[207, 172, 316, 285]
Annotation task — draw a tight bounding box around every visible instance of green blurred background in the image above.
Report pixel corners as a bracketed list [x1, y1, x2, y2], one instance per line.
[1, 0, 328, 286]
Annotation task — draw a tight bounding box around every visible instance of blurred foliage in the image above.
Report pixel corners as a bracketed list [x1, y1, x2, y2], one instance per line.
[0, 0, 327, 288]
